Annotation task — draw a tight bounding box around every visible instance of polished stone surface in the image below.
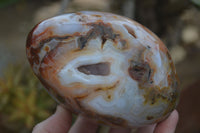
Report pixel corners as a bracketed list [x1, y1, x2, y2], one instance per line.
[26, 11, 179, 128]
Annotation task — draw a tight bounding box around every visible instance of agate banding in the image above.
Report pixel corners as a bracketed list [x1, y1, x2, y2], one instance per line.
[26, 11, 180, 128]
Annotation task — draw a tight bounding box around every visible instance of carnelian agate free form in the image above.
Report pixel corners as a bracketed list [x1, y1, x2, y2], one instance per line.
[26, 11, 180, 128]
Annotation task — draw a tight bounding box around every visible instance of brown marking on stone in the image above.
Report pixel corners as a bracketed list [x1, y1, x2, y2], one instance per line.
[119, 39, 127, 49]
[167, 74, 172, 87]
[26, 22, 50, 49]
[44, 45, 50, 52]
[143, 86, 167, 105]
[75, 21, 119, 50]
[77, 36, 88, 49]
[26, 23, 42, 66]
[39, 39, 71, 77]
[147, 45, 151, 49]
[166, 51, 172, 60]
[78, 18, 82, 22]
[93, 81, 120, 102]
[42, 53, 55, 65]
[123, 24, 137, 38]
[26, 23, 74, 67]
[77, 14, 89, 23]
[103, 93, 114, 102]
[162, 89, 180, 116]
[156, 39, 169, 53]
[88, 21, 119, 41]
[38, 44, 64, 80]
[39, 35, 72, 46]
[107, 95, 111, 99]
[165, 60, 180, 115]
[112, 16, 118, 19]
[142, 85, 179, 114]
[91, 14, 102, 17]
[32, 26, 54, 45]
[76, 12, 82, 15]
[140, 24, 153, 36]
[94, 80, 120, 92]
[41, 46, 57, 63]
[101, 36, 107, 49]
[26, 25, 37, 49]
[113, 39, 128, 50]
[146, 116, 154, 120]
[28, 27, 79, 51]
[74, 94, 89, 100]
[38, 76, 69, 106]
[128, 61, 152, 83]
[73, 98, 83, 112]
[72, 32, 81, 36]
[95, 88, 103, 92]
[28, 47, 40, 66]
[28, 34, 75, 67]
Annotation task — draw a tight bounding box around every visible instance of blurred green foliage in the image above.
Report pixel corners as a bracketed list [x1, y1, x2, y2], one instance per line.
[0, 64, 56, 132]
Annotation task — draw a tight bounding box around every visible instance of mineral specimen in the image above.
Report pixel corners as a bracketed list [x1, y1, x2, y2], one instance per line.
[26, 11, 180, 128]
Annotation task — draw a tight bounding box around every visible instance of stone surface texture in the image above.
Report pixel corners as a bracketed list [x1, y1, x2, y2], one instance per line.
[26, 11, 179, 128]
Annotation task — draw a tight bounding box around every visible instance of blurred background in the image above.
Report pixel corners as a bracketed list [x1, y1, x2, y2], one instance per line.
[0, 0, 200, 132]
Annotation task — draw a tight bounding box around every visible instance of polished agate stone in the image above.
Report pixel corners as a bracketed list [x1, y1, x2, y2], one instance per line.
[26, 11, 180, 128]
